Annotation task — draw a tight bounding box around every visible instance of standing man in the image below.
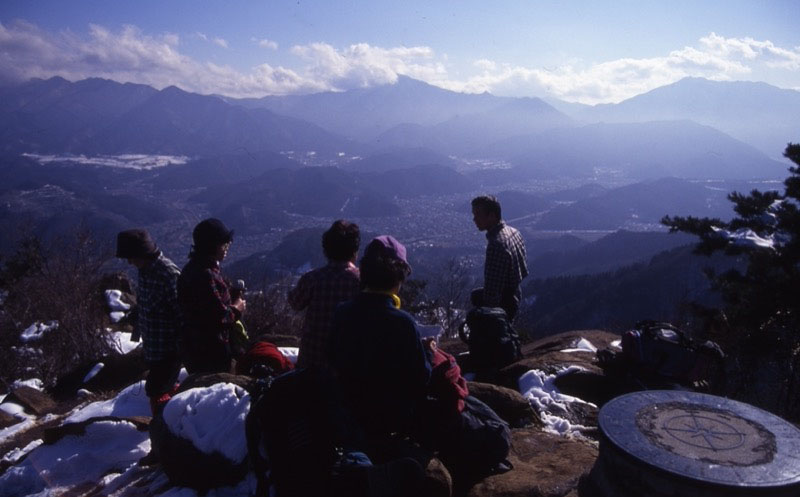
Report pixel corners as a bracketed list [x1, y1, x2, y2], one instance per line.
[178, 218, 245, 374]
[288, 220, 361, 370]
[116, 229, 182, 415]
[471, 195, 528, 321]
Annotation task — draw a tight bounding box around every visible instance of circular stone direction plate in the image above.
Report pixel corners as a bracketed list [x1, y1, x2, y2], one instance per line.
[599, 390, 800, 488]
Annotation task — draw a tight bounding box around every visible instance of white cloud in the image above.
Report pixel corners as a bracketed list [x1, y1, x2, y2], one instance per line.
[448, 32, 800, 104]
[0, 22, 797, 103]
[252, 37, 278, 50]
[0, 20, 320, 96]
[289, 42, 445, 90]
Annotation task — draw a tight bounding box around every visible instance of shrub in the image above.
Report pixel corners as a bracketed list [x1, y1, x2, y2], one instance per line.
[662, 143, 800, 419]
[0, 228, 114, 387]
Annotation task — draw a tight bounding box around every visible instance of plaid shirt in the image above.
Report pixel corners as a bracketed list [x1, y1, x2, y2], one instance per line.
[178, 255, 240, 348]
[136, 253, 181, 362]
[288, 261, 360, 369]
[483, 221, 528, 312]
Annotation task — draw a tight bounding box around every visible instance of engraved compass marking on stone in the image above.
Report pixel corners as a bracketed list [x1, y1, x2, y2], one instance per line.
[636, 402, 776, 466]
[662, 413, 745, 451]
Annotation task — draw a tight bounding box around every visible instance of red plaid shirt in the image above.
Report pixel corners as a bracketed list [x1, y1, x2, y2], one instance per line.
[289, 261, 360, 368]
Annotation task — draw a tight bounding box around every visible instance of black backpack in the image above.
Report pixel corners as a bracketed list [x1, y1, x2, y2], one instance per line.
[621, 320, 724, 386]
[246, 368, 427, 497]
[446, 395, 512, 476]
[246, 368, 353, 497]
[460, 307, 523, 374]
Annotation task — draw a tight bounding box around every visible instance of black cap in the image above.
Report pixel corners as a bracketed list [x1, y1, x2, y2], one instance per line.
[192, 218, 234, 252]
[116, 229, 158, 259]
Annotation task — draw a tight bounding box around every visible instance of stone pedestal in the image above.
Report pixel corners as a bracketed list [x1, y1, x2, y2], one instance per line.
[592, 390, 800, 496]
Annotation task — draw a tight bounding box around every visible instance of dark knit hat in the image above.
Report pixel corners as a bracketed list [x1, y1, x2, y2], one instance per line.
[192, 218, 234, 251]
[116, 229, 158, 259]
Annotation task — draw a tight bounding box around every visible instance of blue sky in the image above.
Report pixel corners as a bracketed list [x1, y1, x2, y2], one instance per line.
[1, 0, 798, 103]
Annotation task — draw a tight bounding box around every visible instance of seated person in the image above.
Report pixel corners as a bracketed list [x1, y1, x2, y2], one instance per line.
[289, 220, 361, 370]
[330, 236, 431, 447]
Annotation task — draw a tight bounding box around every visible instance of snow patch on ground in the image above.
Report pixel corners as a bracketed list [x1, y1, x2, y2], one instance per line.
[83, 363, 105, 383]
[278, 346, 299, 364]
[24, 153, 190, 170]
[105, 289, 131, 311]
[1, 439, 43, 465]
[12, 379, 43, 391]
[519, 365, 596, 438]
[0, 402, 30, 419]
[0, 418, 36, 447]
[560, 337, 597, 353]
[19, 321, 59, 342]
[0, 420, 148, 495]
[163, 383, 250, 465]
[66, 380, 151, 423]
[107, 330, 140, 354]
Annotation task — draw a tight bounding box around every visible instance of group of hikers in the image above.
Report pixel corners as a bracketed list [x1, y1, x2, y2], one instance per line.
[115, 194, 528, 493]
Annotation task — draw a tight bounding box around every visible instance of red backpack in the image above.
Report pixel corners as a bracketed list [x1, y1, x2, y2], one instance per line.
[235, 341, 295, 378]
[429, 347, 469, 414]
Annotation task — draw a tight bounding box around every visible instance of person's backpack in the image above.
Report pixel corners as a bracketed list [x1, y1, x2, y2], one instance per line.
[440, 395, 512, 477]
[246, 367, 352, 497]
[621, 320, 724, 386]
[460, 307, 522, 374]
[246, 368, 426, 497]
[235, 341, 294, 378]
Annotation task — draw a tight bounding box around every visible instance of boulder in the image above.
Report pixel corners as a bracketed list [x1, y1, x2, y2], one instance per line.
[466, 428, 598, 497]
[0, 409, 18, 429]
[424, 457, 453, 497]
[6, 386, 56, 415]
[44, 416, 150, 444]
[156, 415, 249, 491]
[553, 368, 626, 408]
[51, 347, 147, 401]
[498, 330, 618, 391]
[467, 381, 541, 428]
[158, 382, 251, 490]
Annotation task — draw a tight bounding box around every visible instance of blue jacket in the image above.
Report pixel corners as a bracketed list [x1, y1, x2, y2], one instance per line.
[331, 292, 432, 439]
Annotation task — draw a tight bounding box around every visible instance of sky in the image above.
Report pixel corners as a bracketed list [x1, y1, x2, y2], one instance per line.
[1, 1, 799, 104]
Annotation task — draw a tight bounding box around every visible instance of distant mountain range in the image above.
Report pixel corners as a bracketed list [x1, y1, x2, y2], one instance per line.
[0, 77, 356, 157]
[574, 77, 800, 159]
[0, 75, 794, 181]
[534, 177, 739, 230]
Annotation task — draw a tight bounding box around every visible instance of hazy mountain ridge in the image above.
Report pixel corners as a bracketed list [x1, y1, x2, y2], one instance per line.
[1, 75, 794, 182]
[535, 177, 738, 230]
[572, 77, 800, 157]
[520, 244, 735, 336]
[486, 120, 786, 180]
[0, 78, 357, 157]
[232, 75, 515, 140]
[529, 230, 696, 279]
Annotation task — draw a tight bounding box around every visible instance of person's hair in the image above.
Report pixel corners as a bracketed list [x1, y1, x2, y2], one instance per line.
[360, 254, 411, 291]
[471, 195, 502, 219]
[322, 220, 360, 262]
